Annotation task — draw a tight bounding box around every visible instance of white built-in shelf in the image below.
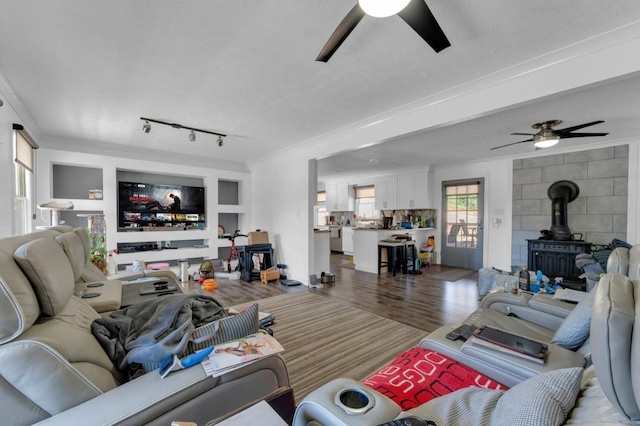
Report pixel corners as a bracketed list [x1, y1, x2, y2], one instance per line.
[116, 229, 211, 243]
[116, 247, 211, 264]
[52, 198, 105, 212]
[217, 205, 245, 214]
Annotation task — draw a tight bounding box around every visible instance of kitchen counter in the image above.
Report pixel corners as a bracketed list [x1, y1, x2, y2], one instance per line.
[353, 228, 436, 274]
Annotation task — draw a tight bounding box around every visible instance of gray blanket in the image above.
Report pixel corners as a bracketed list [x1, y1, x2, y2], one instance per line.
[91, 294, 225, 373]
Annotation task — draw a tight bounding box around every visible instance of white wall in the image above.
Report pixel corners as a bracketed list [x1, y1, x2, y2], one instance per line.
[252, 150, 312, 283]
[36, 148, 252, 264]
[435, 158, 513, 270]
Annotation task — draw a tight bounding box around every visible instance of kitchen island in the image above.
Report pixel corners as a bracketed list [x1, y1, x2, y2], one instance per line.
[353, 228, 436, 274]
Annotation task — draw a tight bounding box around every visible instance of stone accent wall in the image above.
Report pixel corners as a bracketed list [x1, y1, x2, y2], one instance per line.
[511, 145, 628, 269]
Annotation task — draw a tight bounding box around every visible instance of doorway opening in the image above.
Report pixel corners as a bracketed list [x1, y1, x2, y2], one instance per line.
[441, 179, 484, 269]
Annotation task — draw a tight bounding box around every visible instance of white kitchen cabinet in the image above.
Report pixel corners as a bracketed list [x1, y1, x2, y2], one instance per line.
[342, 226, 354, 254]
[397, 172, 430, 209]
[325, 182, 354, 211]
[374, 176, 398, 210]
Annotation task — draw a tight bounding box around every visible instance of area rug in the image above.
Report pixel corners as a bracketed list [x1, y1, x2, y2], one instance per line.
[431, 268, 476, 282]
[233, 291, 426, 403]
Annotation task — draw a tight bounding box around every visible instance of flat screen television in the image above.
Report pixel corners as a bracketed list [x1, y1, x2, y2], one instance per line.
[118, 181, 206, 230]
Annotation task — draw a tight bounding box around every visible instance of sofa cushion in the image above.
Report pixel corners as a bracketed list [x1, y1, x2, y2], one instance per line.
[550, 287, 595, 350]
[13, 238, 75, 317]
[55, 232, 86, 282]
[407, 367, 583, 426]
[606, 247, 629, 275]
[591, 272, 640, 421]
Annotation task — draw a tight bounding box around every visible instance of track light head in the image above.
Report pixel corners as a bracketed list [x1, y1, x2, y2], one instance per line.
[217, 136, 224, 147]
[142, 120, 151, 133]
[189, 130, 196, 142]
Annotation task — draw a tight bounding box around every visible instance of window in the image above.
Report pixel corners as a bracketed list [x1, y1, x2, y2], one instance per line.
[316, 191, 327, 226]
[355, 185, 379, 219]
[14, 125, 38, 234]
[444, 183, 479, 248]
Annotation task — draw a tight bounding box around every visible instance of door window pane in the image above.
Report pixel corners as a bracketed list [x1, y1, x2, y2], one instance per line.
[445, 185, 479, 249]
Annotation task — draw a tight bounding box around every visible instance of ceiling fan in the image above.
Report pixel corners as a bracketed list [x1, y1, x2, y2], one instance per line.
[491, 120, 609, 151]
[316, 0, 450, 62]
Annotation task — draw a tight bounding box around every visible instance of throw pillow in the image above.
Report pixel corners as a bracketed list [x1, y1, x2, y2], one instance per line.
[407, 367, 583, 426]
[550, 289, 595, 350]
[363, 347, 507, 410]
[188, 303, 260, 352]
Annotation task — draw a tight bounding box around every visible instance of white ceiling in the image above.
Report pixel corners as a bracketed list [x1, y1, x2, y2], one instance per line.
[0, 1, 639, 175]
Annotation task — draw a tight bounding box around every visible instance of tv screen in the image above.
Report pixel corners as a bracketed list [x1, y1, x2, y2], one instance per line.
[118, 181, 205, 230]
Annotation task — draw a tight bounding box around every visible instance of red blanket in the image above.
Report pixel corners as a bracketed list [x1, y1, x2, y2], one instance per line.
[363, 347, 507, 410]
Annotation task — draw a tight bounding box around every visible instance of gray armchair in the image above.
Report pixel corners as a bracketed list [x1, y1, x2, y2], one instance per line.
[0, 228, 291, 425]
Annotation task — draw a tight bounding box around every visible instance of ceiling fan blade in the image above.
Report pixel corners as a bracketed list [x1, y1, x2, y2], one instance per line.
[556, 120, 605, 134]
[510, 132, 535, 136]
[559, 132, 609, 139]
[490, 139, 533, 150]
[397, 0, 451, 53]
[316, 4, 365, 62]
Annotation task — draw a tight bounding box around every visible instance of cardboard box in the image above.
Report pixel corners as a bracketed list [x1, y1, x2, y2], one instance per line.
[248, 231, 269, 245]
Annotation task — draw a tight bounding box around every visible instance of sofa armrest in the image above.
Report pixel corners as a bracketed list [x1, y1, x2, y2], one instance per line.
[479, 291, 533, 309]
[528, 294, 576, 318]
[293, 378, 401, 426]
[480, 291, 574, 331]
[419, 325, 586, 388]
[35, 354, 290, 426]
[109, 269, 179, 282]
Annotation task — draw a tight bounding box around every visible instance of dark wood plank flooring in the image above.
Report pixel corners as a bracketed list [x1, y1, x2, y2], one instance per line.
[196, 254, 480, 334]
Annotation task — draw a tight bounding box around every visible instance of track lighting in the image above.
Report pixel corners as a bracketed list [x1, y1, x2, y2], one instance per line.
[140, 117, 226, 147]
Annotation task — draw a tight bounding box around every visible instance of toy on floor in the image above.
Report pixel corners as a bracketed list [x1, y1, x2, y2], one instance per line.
[201, 278, 218, 291]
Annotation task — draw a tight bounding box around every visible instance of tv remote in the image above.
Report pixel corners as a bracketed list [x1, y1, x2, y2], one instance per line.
[445, 324, 478, 342]
[376, 416, 433, 426]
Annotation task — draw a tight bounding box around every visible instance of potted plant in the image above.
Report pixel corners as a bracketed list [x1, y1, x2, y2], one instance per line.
[88, 231, 108, 274]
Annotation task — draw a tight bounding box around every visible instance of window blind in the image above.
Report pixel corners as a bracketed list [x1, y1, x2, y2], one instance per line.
[14, 124, 38, 172]
[355, 185, 375, 198]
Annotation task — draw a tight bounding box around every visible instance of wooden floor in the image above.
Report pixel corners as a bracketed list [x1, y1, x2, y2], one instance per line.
[204, 254, 480, 334]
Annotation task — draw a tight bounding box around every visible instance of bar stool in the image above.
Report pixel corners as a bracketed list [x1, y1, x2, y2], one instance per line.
[378, 241, 406, 276]
[404, 240, 422, 274]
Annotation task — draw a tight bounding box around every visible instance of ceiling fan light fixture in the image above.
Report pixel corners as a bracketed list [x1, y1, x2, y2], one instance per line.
[142, 120, 151, 133]
[533, 132, 560, 148]
[358, 0, 410, 17]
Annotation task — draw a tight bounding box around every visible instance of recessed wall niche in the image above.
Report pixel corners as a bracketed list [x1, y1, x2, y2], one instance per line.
[511, 145, 628, 269]
[52, 165, 103, 199]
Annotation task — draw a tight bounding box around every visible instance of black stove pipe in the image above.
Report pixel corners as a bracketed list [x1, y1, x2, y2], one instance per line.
[547, 180, 580, 241]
